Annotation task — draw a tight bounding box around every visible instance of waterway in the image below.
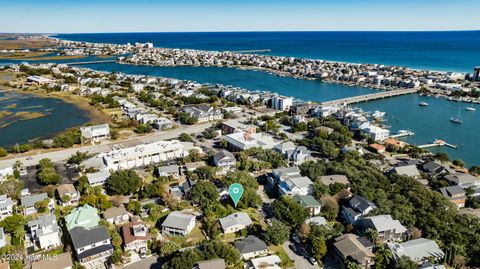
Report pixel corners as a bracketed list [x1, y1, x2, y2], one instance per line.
[77, 62, 480, 166]
[0, 90, 90, 147]
[56, 31, 480, 73]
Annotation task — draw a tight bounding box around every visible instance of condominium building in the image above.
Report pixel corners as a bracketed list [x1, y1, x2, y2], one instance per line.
[102, 140, 196, 170]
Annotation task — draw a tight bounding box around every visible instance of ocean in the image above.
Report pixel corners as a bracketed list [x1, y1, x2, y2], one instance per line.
[56, 31, 480, 73]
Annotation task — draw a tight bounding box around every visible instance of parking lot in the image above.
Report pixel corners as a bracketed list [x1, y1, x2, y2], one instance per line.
[20, 162, 79, 193]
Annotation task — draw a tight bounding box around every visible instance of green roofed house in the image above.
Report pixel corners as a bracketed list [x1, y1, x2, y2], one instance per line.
[65, 204, 100, 231]
[293, 195, 322, 216]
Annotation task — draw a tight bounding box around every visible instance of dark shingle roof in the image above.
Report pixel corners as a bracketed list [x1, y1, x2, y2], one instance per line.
[234, 235, 268, 254]
[70, 226, 110, 249]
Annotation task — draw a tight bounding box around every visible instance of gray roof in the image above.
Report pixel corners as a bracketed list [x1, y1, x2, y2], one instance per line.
[219, 212, 253, 230]
[0, 194, 14, 208]
[86, 170, 110, 185]
[390, 238, 444, 261]
[362, 214, 407, 234]
[157, 165, 179, 175]
[197, 258, 226, 269]
[161, 211, 195, 231]
[21, 193, 49, 207]
[70, 226, 111, 249]
[350, 195, 377, 213]
[213, 150, 235, 163]
[273, 141, 296, 153]
[439, 185, 465, 198]
[103, 206, 128, 220]
[393, 165, 420, 177]
[272, 166, 302, 178]
[445, 173, 480, 185]
[305, 216, 328, 226]
[234, 235, 268, 254]
[27, 213, 60, 237]
[319, 174, 349, 186]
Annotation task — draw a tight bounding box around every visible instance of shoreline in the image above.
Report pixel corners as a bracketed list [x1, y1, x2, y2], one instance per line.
[0, 86, 110, 135]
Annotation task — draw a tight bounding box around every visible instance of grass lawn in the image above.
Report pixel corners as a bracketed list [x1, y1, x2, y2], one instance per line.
[168, 226, 206, 247]
[242, 207, 267, 229]
[270, 245, 295, 269]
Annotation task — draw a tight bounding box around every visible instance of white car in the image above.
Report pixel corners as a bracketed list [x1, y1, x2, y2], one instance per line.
[19, 170, 28, 176]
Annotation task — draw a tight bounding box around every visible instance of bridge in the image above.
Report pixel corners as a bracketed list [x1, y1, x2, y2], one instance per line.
[230, 49, 272, 53]
[63, 60, 117, 65]
[321, 88, 419, 106]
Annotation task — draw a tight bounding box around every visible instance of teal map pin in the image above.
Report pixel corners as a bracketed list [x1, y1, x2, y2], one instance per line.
[228, 183, 244, 207]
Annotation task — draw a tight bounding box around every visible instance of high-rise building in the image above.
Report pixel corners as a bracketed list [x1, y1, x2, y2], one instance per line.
[474, 66, 480, 81]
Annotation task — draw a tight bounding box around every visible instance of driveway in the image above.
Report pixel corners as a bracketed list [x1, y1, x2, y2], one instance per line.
[282, 240, 320, 269]
[122, 255, 160, 269]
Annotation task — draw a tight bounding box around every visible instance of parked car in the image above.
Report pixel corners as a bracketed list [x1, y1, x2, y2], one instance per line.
[289, 244, 297, 253]
[308, 256, 318, 265]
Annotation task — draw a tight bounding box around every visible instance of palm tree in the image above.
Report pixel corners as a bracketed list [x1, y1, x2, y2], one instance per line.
[13, 226, 26, 247]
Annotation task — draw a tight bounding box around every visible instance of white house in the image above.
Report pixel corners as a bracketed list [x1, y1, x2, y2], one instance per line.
[389, 238, 444, 264]
[80, 124, 110, 142]
[20, 193, 54, 216]
[360, 122, 390, 141]
[70, 226, 113, 266]
[103, 206, 130, 225]
[86, 170, 111, 186]
[223, 129, 278, 151]
[0, 166, 13, 181]
[0, 194, 14, 220]
[27, 214, 62, 250]
[56, 184, 80, 206]
[234, 235, 269, 260]
[135, 113, 158, 124]
[219, 212, 253, 234]
[213, 150, 236, 169]
[271, 94, 293, 111]
[161, 211, 196, 236]
[342, 195, 377, 225]
[121, 221, 150, 253]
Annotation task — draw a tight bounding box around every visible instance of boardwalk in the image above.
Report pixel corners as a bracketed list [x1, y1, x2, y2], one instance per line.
[321, 88, 419, 106]
[64, 60, 116, 65]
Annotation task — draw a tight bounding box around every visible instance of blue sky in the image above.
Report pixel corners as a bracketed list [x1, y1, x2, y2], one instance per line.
[2, 0, 479, 33]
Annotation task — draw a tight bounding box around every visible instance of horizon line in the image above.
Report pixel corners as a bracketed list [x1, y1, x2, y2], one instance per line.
[2, 29, 480, 35]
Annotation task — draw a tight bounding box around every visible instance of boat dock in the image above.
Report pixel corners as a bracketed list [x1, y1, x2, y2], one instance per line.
[321, 88, 419, 106]
[418, 139, 457, 149]
[390, 130, 415, 138]
[64, 60, 117, 65]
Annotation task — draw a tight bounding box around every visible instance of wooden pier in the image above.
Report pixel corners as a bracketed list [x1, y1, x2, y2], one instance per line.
[64, 60, 117, 65]
[418, 140, 457, 149]
[321, 88, 419, 106]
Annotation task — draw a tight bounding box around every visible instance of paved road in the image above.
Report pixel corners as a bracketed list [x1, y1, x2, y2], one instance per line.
[122, 255, 160, 269]
[0, 111, 276, 168]
[283, 240, 320, 269]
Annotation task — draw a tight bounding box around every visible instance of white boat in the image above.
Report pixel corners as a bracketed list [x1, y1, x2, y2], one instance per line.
[419, 102, 429, 106]
[450, 108, 462, 124]
[372, 110, 386, 118]
[465, 107, 476, 111]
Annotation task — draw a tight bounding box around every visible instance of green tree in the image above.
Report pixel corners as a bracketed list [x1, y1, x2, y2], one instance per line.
[179, 133, 194, 142]
[157, 241, 180, 258]
[37, 158, 61, 185]
[274, 196, 308, 227]
[204, 241, 241, 265]
[394, 256, 417, 269]
[191, 181, 219, 208]
[264, 219, 290, 245]
[0, 147, 7, 157]
[164, 249, 203, 269]
[321, 197, 339, 221]
[127, 199, 142, 215]
[68, 151, 89, 165]
[106, 170, 142, 195]
[434, 152, 449, 162]
[311, 237, 327, 261]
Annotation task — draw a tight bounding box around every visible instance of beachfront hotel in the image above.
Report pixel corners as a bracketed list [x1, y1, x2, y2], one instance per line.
[102, 140, 198, 170]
